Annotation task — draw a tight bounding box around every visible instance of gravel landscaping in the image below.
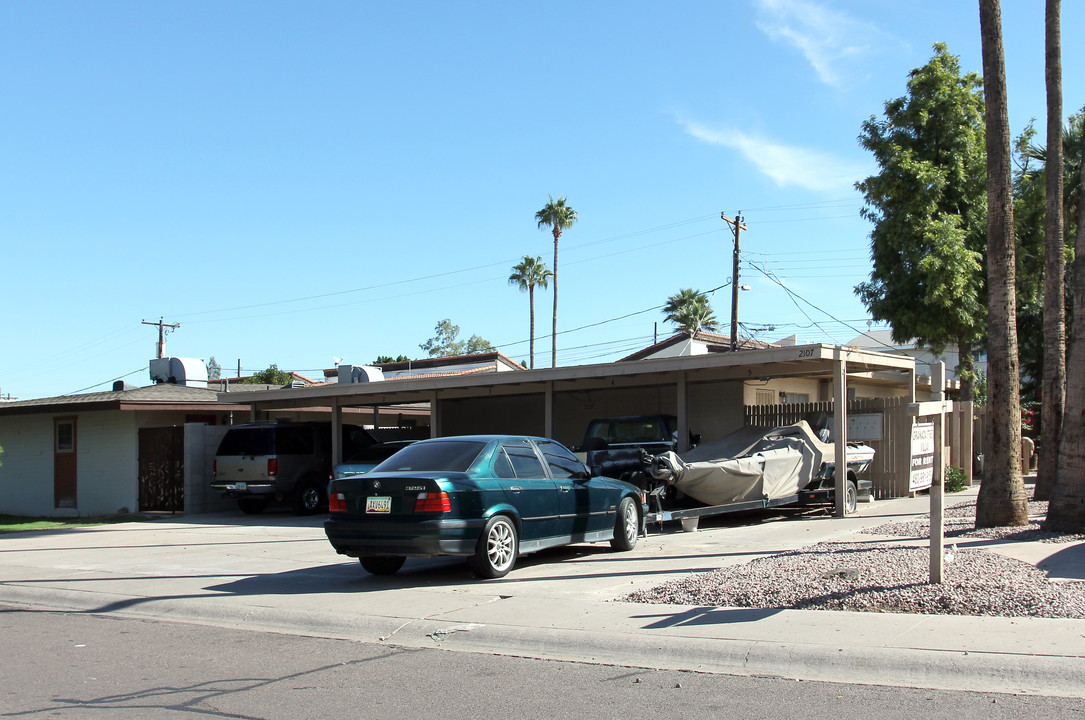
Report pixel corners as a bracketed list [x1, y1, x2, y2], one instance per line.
[623, 500, 1085, 619]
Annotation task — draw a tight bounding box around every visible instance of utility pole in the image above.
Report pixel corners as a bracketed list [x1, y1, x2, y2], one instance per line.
[141, 318, 180, 359]
[721, 212, 747, 351]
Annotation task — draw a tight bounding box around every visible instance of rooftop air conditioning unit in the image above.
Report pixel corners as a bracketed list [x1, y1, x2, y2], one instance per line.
[337, 365, 384, 384]
[149, 358, 209, 388]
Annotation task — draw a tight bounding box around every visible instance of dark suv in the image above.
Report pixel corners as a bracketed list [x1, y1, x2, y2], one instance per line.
[212, 422, 375, 515]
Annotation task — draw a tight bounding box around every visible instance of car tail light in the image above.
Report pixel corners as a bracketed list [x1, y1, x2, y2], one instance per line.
[414, 492, 450, 513]
[267, 458, 278, 478]
[329, 493, 347, 513]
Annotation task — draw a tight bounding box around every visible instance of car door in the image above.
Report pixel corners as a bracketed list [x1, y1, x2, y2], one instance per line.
[536, 439, 607, 540]
[497, 439, 558, 542]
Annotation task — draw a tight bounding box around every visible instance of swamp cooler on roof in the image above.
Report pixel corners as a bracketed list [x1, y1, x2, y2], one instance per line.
[149, 357, 208, 388]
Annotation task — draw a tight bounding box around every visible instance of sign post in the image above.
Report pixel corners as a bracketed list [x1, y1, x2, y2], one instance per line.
[907, 362, 947, 584]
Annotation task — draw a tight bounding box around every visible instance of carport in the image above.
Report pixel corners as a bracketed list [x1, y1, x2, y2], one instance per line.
[217, 344, 919, 514]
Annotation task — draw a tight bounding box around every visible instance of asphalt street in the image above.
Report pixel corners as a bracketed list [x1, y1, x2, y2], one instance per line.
[0, 485, 1082, 701]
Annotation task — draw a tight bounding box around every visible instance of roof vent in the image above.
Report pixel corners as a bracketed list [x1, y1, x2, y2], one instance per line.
[113, 380, 138, 391]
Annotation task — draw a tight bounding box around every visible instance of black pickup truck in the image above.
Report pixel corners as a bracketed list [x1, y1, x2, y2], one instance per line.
[579, 415, 691, 481]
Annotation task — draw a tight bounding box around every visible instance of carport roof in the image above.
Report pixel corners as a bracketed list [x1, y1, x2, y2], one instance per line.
[216, 343, 917, 411]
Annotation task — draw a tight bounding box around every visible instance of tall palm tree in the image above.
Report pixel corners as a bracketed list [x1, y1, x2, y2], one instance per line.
[663, 288, 720, 335]
[976, 0, 1028, 527]
[1036, 0, 1065, 501]
[1047, 114, 1085, 530]
[508, 255, 553, 369]
[535, 195, 577, 368]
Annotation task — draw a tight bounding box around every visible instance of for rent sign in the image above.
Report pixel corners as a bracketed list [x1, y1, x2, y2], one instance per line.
[910, 422, 935, 492]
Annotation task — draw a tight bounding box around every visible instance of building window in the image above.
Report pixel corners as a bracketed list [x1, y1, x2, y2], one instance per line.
[780, 392, 810, 404]
[755, 389, 775, 405]
[56, 421, 75, 452]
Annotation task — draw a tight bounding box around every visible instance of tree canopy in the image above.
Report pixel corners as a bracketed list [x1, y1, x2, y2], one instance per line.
[855, 43, 988, 395]
[243, 364, 294, 385]
[372, 355, 411, 364]
[663, 288, 720, 335]
[420, 319, 496, 358]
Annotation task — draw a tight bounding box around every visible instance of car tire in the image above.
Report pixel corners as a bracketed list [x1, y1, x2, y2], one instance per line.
[610, 496, 639, 551]
[845, 478, 858, 515]
[292, 477, 325, 515]
[360, 556, 406, 576]
[237, 497, 267, 515]
[469, 515, 518, 579]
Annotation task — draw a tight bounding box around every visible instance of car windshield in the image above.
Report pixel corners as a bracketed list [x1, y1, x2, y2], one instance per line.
[371, 440, 487, 473]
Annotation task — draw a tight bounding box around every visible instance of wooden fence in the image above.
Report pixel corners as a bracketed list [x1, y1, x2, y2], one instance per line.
[744, 398, 973, 499]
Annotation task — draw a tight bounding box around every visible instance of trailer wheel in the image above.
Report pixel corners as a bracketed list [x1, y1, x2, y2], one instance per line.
[845, 479, 858, 515]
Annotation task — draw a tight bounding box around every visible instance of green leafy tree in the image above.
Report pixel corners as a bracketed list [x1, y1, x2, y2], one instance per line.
[855, 43, 987, 402]
[535, 195, 577, 368]
[977, 0, 1027, 528]
[508, 255, 553, 369]
[243, 364, 294, 385]
[663, 288, 720, 335]
[420, 319, 496, 358]
[373, 355, 410, 364]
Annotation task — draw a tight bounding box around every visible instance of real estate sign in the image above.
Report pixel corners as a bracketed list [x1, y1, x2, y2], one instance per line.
[910, 422, 935, 492]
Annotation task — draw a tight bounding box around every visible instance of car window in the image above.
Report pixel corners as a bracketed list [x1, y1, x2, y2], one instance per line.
[275, 427, 315, 455]
[216, 428, 274, 456]
[372, 440, 486, 473]
[493, 449, 515, 479]
[537, 439, 585, 479]
[502, 441, 546, 478]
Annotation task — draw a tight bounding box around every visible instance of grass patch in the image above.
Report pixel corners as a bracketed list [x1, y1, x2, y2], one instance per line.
[0, 514, 154, 534]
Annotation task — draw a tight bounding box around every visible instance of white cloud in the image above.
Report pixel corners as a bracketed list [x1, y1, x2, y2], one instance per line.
[680, 120, 867, 193]
[754, 0, 883, 87]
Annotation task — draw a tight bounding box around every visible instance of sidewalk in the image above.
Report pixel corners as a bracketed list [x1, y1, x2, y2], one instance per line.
[1, 486, 1082, 698]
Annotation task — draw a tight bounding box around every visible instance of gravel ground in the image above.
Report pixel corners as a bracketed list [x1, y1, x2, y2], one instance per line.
[624, 501, 1085, 619]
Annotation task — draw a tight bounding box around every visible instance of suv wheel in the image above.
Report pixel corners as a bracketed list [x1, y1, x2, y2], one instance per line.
[293, 479, 325, 515]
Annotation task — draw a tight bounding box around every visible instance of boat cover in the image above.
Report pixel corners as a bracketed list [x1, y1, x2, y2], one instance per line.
[647, 421, 853, 506]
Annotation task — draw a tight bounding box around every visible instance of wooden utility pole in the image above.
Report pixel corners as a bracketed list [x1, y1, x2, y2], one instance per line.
[721, 212, 747, 351]
[141, 318, 180, 359]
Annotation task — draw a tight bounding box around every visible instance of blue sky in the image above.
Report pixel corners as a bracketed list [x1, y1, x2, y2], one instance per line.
[2, 1, 1082, 399]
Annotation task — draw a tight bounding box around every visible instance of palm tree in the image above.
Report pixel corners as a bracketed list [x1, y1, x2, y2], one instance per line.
[535, 195, 577, 368]
[663, 288, 720, 335]
[1047, 112, 1085, 530]
[1036, 0, 1065, 501]
[508, 255, 553, 369]
[976, 0, 1028, 527]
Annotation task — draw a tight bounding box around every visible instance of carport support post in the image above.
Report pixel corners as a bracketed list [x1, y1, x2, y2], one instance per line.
[676, 372, 689, 452]
[331, 399, 343, 465]
[428, 392, 440, 438]
[930, 361, 946, 584]
[833, 346, 847, 518]
[544, 382, 555, 439]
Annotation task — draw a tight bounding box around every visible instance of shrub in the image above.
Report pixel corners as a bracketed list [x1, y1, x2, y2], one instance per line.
[944, 465, 967, 493]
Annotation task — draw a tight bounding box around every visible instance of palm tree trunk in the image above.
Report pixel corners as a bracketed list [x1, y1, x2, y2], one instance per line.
[1046, 120, 1085, 530]
[976, 0, 1028, 527]
[552, 229, 560, 368]
[1035, 0, 1066, 501]
[528, 284, 536, 370]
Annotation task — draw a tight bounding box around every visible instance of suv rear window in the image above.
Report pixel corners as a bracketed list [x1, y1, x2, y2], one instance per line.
[216, 428, 275, 456]
[216, 426, 316, 456]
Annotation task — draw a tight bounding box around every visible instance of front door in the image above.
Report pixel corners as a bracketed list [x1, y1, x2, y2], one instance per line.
[53, 417, 77, 509]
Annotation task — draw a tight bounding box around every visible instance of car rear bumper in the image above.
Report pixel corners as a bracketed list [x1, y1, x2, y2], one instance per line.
[324, 516, 485, 558]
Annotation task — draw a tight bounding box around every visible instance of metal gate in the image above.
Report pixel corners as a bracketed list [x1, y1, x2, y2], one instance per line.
[138, 426, 185, 512]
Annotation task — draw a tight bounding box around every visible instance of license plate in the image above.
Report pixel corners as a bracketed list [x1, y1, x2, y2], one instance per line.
[366, 496, 392, 514]
[230, 482, 247, 491]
